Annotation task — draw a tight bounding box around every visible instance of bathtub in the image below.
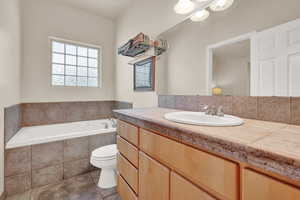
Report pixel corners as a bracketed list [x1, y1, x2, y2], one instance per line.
[6, 119, 117, 149]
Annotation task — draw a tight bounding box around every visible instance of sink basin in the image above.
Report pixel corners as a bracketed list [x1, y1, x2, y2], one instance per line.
[164, 112, 244, 127]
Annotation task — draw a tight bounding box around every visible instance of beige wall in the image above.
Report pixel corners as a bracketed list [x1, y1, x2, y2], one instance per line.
[158, 0, 300, 95]
[0, 0, 21, 194]
[21, 0, 116, 103]
[115, 0, 186, 107]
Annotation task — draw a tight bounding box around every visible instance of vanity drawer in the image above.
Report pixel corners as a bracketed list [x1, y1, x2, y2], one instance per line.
[117, 175, 138, 200]
[117, 120, 139, 146]
[171, 172, 216, 200]
[243, 169, 300, 200]
[117, 136, 139, 167]
[139, 128, 238, 200]
[117, 153, 138, 194]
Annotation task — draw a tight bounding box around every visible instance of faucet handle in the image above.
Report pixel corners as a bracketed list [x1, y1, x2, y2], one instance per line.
[217, 106, 224, 117]
[200, 104, 209, 113]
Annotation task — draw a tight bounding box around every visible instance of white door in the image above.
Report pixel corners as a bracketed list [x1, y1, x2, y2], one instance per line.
[253, 18, 300, 97]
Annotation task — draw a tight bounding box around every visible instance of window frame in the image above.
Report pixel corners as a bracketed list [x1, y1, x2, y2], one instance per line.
[49, 36, 102, 88]
[133, 56, 156, 92]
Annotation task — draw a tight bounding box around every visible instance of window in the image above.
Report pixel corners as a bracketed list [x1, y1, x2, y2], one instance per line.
[51, 38, 101, 87]
[134, 57, 155, 91]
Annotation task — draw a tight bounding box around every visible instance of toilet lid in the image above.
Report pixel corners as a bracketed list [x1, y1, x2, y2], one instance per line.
[92, 144, 118, 160]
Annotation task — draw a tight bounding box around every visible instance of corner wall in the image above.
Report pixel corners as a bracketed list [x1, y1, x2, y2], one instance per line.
[20, 0, 116, 103]
[0, 0, 21, 195]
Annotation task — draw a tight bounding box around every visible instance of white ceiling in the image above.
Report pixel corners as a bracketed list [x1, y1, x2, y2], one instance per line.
[56, 0, 135, 19]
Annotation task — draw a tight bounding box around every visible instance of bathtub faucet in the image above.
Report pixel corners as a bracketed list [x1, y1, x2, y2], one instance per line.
[110, 118, 117, 128]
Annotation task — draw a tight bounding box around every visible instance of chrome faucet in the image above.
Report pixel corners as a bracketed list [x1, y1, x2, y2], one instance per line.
[203, 105, 224, 117]
[110, 118, 117, 128]
[216, 106, 224, 117]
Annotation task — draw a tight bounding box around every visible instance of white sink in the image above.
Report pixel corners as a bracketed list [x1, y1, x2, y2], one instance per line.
[164, 112, 244, 127]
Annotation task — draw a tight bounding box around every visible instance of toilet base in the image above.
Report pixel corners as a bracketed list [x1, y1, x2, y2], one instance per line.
[98, 168, 117, 189]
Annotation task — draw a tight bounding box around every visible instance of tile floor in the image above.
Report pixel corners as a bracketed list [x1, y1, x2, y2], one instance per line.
[5, 171, 121, 200]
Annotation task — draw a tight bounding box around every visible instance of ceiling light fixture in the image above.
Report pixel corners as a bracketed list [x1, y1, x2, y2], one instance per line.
[174, 0, 234, 22]
[174, 0, 195, 15]
[190, 9, 210, 22]
[196, 0, 210, 2]
[210, 0, 234, 11]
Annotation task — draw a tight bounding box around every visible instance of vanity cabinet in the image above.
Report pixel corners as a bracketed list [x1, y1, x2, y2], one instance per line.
[139, 128, 238, 200]
[116, 120, 300, 200]
[117, 153, 138, 193]
[117, 136, 139, 167]
[118, 175, 138, 200]
[170, 172, 216, 200]
[117, 120, 139, 146]
[243, 169, 300, 200]
[139, 152, 170, 200]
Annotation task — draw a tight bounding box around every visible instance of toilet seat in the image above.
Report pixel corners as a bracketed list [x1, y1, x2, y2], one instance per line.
[91, 144, 118, 161]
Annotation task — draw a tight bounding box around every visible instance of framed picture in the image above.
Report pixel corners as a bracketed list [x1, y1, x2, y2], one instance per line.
[134, 57, 155, 91]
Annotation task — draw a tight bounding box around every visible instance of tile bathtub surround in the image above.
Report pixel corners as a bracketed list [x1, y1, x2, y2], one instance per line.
[31, 141, 64, 169]
[4, 132, 116, 197]
[158, 95, 300, 125]
[3, 100, 132, 145]
[21, 101, 133, 127]
[4, 105, 21, 143]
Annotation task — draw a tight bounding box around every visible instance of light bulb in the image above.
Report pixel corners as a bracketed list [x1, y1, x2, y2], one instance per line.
[196, 0, 210, 2]
[190, 9, 210, 22]
[210, 0, 234, 11]
[174, 0, 195, 15]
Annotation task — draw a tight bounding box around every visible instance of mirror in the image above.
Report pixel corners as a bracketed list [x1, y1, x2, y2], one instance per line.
[210, 37, 251, 96]
[155, 0, 300, 97]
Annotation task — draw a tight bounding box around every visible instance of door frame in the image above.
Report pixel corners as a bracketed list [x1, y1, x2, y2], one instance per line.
[206, 31, 257, 96]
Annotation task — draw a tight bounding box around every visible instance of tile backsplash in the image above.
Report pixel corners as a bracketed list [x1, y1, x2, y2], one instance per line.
[158, 95, 300, 125]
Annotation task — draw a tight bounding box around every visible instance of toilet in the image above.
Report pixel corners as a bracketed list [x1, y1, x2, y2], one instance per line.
[90, 144, 118, 189]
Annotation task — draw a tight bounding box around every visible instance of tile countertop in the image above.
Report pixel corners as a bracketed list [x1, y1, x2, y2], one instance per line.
[113, 107, 300, 182]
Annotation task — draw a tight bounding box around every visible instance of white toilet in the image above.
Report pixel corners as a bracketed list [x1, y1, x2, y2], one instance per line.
[90, 144, 118, 189]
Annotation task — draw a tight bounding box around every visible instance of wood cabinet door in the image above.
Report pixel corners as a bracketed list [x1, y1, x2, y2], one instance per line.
[243, 169, 300, 200]
[139, 152, 170, 200]
[171, 172, 216, 200]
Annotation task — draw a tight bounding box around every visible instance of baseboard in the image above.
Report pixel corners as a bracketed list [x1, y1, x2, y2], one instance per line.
[0, 191, 6, 200]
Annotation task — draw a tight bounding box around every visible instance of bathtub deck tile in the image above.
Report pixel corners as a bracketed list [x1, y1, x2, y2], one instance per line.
[63, 158, 90, 179]
[5, 147, 31, 177]
[31, 164, 63, 188]
[88, 132, 116, 153]
[5, 173, 31, 197]
[31, 141, 64, 169]
[64, 137, 89, 162]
